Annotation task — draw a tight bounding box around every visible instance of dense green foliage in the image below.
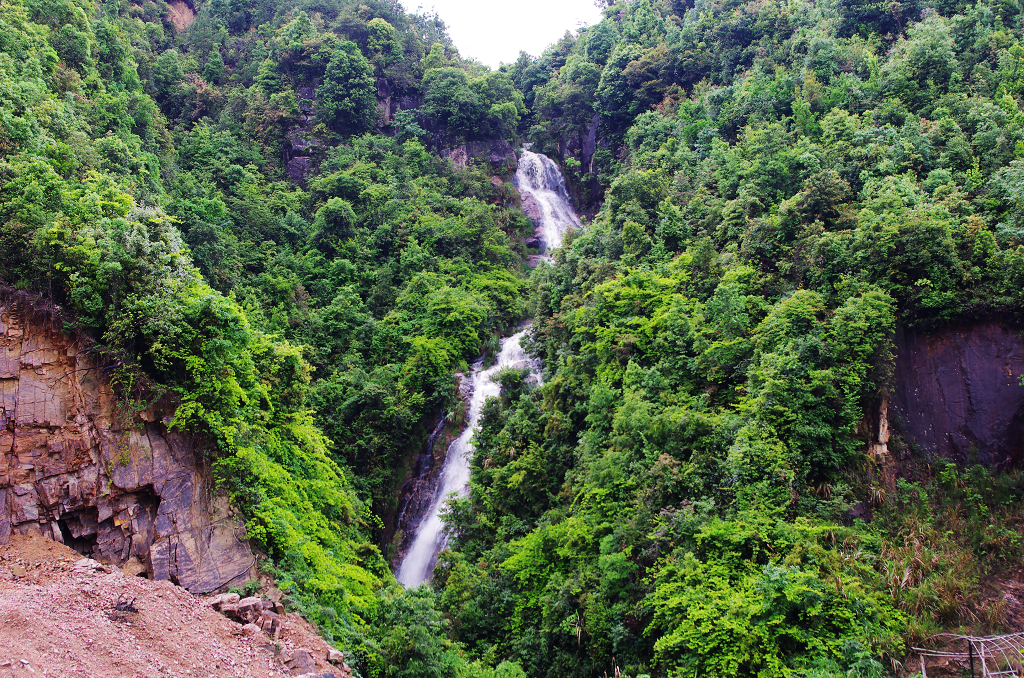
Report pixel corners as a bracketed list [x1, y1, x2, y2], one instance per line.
[0, 0, 530, 672]
[5, 0, 1024, 674]
[429, 0, 1024, 677]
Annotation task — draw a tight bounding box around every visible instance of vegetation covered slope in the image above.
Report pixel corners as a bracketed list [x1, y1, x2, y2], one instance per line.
[4, 0, 1024, 675]
[434, 1, 1024, 677]
[0, 0, 530, 673]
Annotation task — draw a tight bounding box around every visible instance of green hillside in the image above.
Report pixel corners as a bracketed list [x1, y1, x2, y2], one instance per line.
[3, 0, 1024, 675]
[440, 1, 1024, 676]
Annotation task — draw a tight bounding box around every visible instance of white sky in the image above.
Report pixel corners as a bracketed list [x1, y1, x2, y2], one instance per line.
[402, 0, 604, 69]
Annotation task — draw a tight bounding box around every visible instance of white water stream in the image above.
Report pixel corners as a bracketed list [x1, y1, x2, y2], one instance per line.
[395, 329, 537, 586]
[514, 150, 581, 253]
[395, 151, 578, 587]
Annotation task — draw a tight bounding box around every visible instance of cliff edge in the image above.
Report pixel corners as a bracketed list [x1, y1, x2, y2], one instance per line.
[0, 299, 253, 593]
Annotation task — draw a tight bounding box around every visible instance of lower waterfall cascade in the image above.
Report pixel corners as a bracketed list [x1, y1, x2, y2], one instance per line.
[395, 328, 539, 587]
[394, 150, 578, 587]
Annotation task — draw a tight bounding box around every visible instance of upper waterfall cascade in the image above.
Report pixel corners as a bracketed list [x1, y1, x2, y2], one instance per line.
[395, 151, 576, 588]
[514, 150, 581, 254]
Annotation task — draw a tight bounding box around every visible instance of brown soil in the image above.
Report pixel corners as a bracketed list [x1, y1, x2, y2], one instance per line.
[167, 0, 195, 32]
[0, 534, 347, 678]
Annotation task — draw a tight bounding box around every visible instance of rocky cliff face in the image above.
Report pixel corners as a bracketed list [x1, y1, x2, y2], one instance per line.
[0, 301, 253, 592]
[438, 139, 518, 172]
[892, 322, 1024, 468]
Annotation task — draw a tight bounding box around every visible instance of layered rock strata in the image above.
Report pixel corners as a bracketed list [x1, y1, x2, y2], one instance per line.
[0, 301, 253, 592]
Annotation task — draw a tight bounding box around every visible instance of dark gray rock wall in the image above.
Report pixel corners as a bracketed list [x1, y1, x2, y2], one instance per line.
[892, 322, 1024, 468]
[439, 140, 518, 172]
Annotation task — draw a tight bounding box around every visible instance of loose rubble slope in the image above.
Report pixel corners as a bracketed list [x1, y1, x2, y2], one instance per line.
[0, 534, 350, 678]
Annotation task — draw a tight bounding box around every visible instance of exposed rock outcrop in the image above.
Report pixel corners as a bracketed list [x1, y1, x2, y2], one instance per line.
[439, 139, 518, 172]
[0, 301, 253, 592]
[892, 322, 1024, 468]
[284, 86, 325, 186]
[377, 77, 394, 125]
[167, 0, 196, 33]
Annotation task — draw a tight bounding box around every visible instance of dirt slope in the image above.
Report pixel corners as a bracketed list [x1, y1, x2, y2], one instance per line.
[0, 534, 349, 678]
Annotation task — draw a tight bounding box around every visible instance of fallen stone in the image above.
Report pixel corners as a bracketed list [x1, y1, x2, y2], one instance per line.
[11, 565, 25, 577]
[219, 602, 240, 618]
[240, 623, 261, 637]
[206, 592, 240, 610]
[73, 558, 108, 573]
[120, 556, 147, 578]
[327, 648, 344, 663]
[235, 596, 263, 623]
[258, 610, 280, 639]
[281, 648, 316, 675]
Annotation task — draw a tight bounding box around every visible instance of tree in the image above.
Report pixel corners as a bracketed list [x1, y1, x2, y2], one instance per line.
[584, 19, 619, 66]
[313, 197, 358, 243]
[256, 56, 281, 94]
[152, 49, 183, 99]
[367, 17, 402, 72]
[203, 47, 225, 85]
[316, 41, 378, 134]
[423, 67, 480, 136]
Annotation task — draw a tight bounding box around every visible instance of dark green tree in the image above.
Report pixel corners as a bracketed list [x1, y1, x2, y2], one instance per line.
[316, 41, 378, 134]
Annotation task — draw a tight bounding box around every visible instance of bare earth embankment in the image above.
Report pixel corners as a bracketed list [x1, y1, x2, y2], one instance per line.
[0, 534, 350, 678]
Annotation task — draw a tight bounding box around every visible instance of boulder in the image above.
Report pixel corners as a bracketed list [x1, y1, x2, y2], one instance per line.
[73, 558, 109, 574]
[235, 596, 264, 623]
[280, 648, 316, 676]
[240, 623, 261, 637]
[206, 592, 240, 610]
[519, 192, 543, 229]
[258, 610, 280, 639]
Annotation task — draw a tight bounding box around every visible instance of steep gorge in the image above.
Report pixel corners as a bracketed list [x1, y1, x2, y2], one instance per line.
[392, 149, 577, 586]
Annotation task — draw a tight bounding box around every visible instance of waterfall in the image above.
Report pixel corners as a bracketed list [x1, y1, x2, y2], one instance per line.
[515, 150, 581, 254]
[395, 328, 539, 587]
[395, 152, 577, 587]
